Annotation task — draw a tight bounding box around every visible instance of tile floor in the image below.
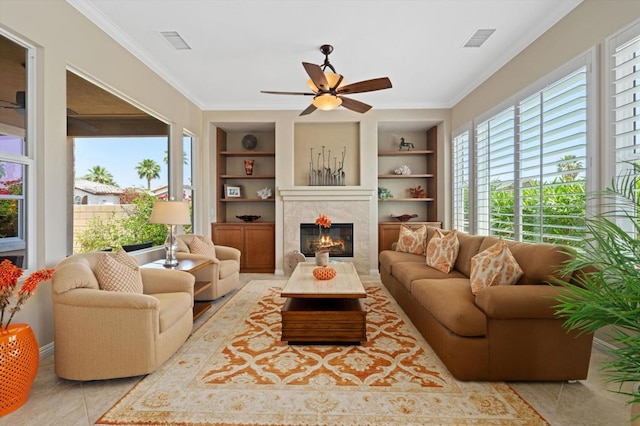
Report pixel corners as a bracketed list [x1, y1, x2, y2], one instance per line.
[1, 273, 631, 425]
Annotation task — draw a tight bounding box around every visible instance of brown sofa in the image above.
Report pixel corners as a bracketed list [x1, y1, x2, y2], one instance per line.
[379, 227, 593, 381]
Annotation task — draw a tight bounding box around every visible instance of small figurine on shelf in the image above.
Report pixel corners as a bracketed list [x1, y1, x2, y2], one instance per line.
[257, 187, 272, 199]
[394, 165, 411, 175]
[399, 137, 414, 151]
[378, 187, 393, 201]
[409, 185, 427, 198]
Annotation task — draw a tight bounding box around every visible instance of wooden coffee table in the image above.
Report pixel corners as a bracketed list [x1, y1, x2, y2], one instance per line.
[280, 261, 367, 344]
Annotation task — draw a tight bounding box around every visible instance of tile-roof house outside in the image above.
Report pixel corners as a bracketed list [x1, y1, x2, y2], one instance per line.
[74, 179, 124, 205]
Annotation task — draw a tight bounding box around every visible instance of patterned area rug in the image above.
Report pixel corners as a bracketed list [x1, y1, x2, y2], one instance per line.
[97, 279, 547, 425]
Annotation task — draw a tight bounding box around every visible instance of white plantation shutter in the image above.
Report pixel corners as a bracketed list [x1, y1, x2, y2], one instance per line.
[474, 107, 515, 238]
[452, 130, 470, 232]
[610, 21, 640, 235]
[612, 24, 640, 178]
[466, 56, 590, 246]
[518, 68, 587, 245]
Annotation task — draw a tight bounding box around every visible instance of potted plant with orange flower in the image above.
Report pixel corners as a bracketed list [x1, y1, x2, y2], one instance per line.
[314, 214, 332, 266]
[0, 259, 54, 415]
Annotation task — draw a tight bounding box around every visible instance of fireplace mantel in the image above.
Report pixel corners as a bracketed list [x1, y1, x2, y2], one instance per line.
[279, 187, 376, 201]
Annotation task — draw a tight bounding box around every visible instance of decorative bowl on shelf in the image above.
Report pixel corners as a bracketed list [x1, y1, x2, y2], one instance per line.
[236, 215, 261, 222]
[391, 214, 418, 222]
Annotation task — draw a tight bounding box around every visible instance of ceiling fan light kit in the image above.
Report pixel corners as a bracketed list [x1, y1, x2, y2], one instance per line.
[312, 94, 342, 111]
[261, 44, 392, 116]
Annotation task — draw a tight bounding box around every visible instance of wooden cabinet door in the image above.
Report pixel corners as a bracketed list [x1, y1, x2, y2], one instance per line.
[211, 224, 243, 254]
[243, 224, 275, 272]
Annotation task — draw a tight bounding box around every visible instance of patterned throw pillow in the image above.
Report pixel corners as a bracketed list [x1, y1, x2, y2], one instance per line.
[95, 248, 143, 293]
[426, 229, 460, 273]
[395, 224, 427, 255]
[470, 237, 524, 295]
[189, 235, 216, 257]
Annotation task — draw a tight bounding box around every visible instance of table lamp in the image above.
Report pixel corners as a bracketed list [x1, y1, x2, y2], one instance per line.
[150, 200, 191, 267]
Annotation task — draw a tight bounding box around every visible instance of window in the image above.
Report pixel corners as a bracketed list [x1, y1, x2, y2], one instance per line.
[73, 136, 169, 253]
[0, 33, 32, 268]
[183, 133, 194, 232]
[452, 129, 470, 232]
[609, 20, 640, 235]
[452, 53, 591, 247]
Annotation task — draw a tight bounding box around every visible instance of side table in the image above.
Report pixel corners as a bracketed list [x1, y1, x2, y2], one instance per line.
[141, 258, 214, 320]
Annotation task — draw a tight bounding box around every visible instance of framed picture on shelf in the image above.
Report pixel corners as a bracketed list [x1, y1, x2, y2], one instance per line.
[225, 185, 242, 198]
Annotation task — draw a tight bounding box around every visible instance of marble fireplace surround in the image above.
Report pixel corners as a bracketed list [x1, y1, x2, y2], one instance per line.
[279, 187, 377, 275]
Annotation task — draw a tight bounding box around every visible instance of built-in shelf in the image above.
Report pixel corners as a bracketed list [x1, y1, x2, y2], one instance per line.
[379, 198, 435, 202]
[220, 174, 275, 179]
[378, 174, 434, 178]
[220, 151, 275, 156]
[221, 198, 275, 202]
[378, 150, 435, 156]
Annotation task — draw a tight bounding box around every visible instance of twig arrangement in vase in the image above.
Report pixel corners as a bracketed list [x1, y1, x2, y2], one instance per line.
[308, 146, 346, 186]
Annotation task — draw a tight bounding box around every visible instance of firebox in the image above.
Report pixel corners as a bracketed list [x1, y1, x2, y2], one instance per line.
[300, 223, 353, 257]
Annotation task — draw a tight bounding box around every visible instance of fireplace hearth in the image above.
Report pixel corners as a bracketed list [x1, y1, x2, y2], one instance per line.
[300, 223, 353, 257]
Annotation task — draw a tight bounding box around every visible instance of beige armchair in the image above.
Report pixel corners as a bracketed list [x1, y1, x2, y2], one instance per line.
[175, 234, 241, 300]
[51, 252, 194, 381]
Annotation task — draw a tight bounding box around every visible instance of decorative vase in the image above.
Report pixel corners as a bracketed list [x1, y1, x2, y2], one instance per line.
[0, 323, 39, 416]
[313, 266, 337, 280]
[315, 251, 329, 267]
[244, 159, 255, 175]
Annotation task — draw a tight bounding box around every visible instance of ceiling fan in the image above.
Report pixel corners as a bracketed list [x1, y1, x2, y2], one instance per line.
[1, 91, 98, 131]
[261, 44, 392, 116]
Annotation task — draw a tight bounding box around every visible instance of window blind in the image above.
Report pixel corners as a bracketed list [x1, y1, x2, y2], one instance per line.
[452, 131, 470, 232]
[518, 67, 587, 245]
[610, 23, 640, 236]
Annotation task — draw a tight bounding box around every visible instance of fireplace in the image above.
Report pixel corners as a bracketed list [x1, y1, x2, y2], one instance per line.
[300, 223, 353, 257]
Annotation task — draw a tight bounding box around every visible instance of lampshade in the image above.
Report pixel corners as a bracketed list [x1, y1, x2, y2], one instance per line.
[307, 72, 345, 92]
[312, 94, 342, 111]
[149, 201, 191, 225]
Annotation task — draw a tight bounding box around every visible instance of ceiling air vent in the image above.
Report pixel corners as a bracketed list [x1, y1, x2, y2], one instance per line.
[463, 29, 496, 48]
[159, 31, 191, 50]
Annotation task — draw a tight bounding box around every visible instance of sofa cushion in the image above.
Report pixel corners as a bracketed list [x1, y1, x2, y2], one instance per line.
[426, 229, 459, 273]
[189, 236, 216, 257]
[95, 249, 143, 294]
[379, 250, 425, 275]
[479, 237, 574, 285]
[470, 237, 523, 295]
[412, 278, 487, 337]
[396, 224, 427, 255]
[150, 292, 192, 333]
[393, 262, 467, 292]
[454, 232, 486, 277]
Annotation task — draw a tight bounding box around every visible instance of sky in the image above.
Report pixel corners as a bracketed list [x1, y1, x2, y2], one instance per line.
[74, 137, 168, 189]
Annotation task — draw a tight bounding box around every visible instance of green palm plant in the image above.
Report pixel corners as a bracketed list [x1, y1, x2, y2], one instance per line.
[135, 159, 161, 190]
[555, 162, 640, 408]
[83, 165, 116, 185]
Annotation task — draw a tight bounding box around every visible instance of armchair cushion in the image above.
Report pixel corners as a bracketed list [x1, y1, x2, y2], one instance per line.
[151, 292, 193, 332]
[95, 249, 143, 293]
[189, 235, 216, 257]
[52, 261, 99, 293]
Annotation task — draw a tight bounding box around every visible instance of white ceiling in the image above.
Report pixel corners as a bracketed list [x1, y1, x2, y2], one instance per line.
[68, 0, 583, 112]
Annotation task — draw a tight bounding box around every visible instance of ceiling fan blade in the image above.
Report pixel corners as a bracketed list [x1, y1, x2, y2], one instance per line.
[339, 96, 372, 114]
[302, 62, 330, 92]
[261, 90, 315, 96]
[337, 77, 392, 95]
[299, 104, 317, 116]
